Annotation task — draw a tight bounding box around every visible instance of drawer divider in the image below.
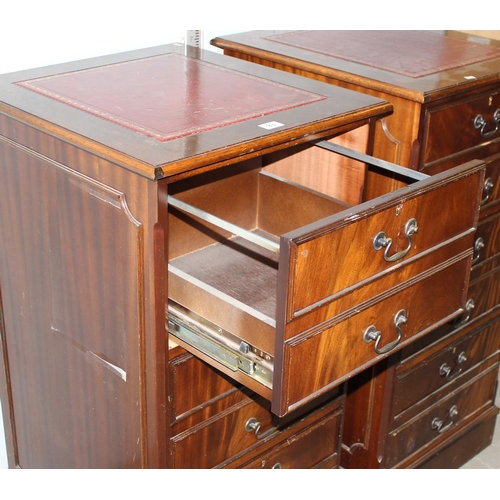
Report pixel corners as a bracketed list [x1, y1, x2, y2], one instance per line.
[168, 195, 280, 253]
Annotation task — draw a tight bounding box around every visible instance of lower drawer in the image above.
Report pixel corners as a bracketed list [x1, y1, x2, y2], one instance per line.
[170, 396, 274, 469]
[415, 407, 499, 469]
[392, 321, 500, 419]
[385, 361, 499, 468]
[168, 347, 245, 426]
[282, 256, 471, 411]
[170, 393, 343, 469]
[231, 406, 342, 469]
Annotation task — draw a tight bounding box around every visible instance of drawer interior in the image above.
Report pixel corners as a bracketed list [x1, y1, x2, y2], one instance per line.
[168, 149, 353, 395]
[166, 141, 485, 416]
[169, 155, 351, 324]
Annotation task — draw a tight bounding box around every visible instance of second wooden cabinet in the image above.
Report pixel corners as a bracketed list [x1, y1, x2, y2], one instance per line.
[212, 29, 500, 468]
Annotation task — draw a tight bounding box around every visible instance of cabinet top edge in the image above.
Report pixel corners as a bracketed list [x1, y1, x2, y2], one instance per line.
[211, 31, 500, 104]
[0, 43, 391, 180]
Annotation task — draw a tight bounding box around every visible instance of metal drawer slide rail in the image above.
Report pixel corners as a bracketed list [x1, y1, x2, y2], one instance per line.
[168, 301, 274, 389]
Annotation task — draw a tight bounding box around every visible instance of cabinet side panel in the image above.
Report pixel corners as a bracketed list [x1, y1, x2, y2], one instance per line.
[0, 135, 144, 468]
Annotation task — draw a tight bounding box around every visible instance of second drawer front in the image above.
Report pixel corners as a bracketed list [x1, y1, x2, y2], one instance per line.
[457, 266, 500, 328]
[281, 256, 470, 412]
[386, 363, 499, 468]
[168, 348, 243, 424]
[479, 152, 500, 216]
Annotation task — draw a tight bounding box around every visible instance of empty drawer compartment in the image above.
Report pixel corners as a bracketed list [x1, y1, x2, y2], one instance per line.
[167, 146, 485, 416]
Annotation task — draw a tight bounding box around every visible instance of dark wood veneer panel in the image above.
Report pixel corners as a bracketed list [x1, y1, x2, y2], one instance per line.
[0, 135, 146, 468]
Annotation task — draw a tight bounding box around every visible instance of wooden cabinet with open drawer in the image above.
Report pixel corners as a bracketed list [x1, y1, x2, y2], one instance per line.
[167, 147, 484, 417]
[0, 39, 488, 468]
[212, 31, 500, 184]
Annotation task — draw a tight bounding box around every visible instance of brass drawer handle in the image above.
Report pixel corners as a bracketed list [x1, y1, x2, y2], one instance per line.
[363, 309, 407, 355]
[472, 237, 485, 265]
[454, 298, 475, 328]
[481, 177, 495, 206]
[431, 405, 458, 434]
[373, 218, 418, 262]
[439, 351, 467, 381]
[474, 109, 500, 139]
[245, 417, 277, 440]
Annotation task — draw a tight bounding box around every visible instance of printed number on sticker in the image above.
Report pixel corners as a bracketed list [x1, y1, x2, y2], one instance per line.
[259, 121, 284, 130]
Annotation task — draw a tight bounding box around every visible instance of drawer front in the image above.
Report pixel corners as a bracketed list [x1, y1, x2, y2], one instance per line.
[171, 397, 275, 469]
[277, 256, 471, 414]
[456, 267, 500, 329]
[424, 90, 500, 165]
[238, 407, 342, 469]
[171, 394, 344, 468]
[168, 348, 243, 424]
[386, 363, 499, 468]
[479, 152, 500, 216]
[392, 321, 500, 419]
[471, 211, 500, 280]
[283, 162, 484, 321]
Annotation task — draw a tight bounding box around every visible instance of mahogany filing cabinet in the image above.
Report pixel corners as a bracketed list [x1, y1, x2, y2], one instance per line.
[212, 30, 500, 467]
[0, 41, 487, 468]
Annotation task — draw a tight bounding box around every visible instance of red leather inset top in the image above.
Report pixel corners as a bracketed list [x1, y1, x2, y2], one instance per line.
[17, 53, 325, 142]
[265, 31, 500, 78]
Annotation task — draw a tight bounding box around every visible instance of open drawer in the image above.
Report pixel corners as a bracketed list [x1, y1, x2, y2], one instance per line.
[167, 142, 485, 416]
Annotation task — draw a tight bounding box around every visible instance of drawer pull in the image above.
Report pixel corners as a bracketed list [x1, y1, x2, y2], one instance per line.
[473, 109, 500, 139]
[431, 405, 458, 434]
[245, 417, 277, 440]
[481, 178, 495, 205]
[472, 237, 485, 265]
[453, 298, 475, 328]
[439, 351, 467, 381]
[373, 218, 418, 262]
[363, 309, 407, 355]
